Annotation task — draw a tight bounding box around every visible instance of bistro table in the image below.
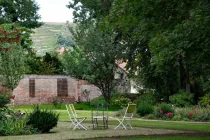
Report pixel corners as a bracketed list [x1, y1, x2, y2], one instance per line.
[91, 102, 108, 129]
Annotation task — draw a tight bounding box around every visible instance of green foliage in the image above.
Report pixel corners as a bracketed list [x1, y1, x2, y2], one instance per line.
[62, 24, 122, 104]
[136, 102, 154, 116]
[0, 108, 37, 136]
[69, 0, 210, 103]
[26, 105, 59, 133]
[52, 97, 63, 109]
[0, 87, 11, 108]
[67, 0, 114, 23]
[174, 107, 210, 122]
[135, 92, 157, 106]
[199, 94, 210, 107]
[0, 0, 42, 28]
[0, 24, 25, 90]
[169, 90, 194, 107]
[25, 52, 64, 74]
[158, 103, 174, 114]
[56, 34, 74, 47]
[110, 94, 131, 108]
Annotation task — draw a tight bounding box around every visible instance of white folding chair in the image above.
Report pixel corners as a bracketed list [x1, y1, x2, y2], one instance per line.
[66, 104, 88, 130]
[114, 104, 136, 130]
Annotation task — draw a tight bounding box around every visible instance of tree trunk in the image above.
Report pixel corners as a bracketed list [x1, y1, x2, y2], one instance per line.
[179, 55, 186, 90]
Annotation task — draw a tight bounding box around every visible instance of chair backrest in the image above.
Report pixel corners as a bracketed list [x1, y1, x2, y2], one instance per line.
[70, 104, 78, 118]
[66, 104, 78, 120]
[92, 101, 108, 117]
[66, 104, 74, 122]
[124, 104, 136, 118]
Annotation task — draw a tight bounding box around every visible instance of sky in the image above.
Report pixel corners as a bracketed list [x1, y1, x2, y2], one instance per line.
[35, 0, 73, 23]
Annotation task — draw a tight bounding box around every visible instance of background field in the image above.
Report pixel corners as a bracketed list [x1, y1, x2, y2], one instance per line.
[31, 22, 73, 56]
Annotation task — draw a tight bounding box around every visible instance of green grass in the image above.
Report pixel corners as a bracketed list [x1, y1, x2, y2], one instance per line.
[12, 104, 210, 133]
[31, 23, 73, 56]
[125, 137, 210, 140]
[13, 102, 120, 111]
[109, 120, 210, 132]
[12, 103, 116, 121]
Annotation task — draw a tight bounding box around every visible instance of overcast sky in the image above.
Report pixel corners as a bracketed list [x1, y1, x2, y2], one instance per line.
[35, 0, 73, 23]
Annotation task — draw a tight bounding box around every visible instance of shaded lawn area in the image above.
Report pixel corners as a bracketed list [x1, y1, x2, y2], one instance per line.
[0, 121, 209, 140]
[120, 136, 210, 140]
[12, 104, 210, 132]
[6, 104, 210, 140]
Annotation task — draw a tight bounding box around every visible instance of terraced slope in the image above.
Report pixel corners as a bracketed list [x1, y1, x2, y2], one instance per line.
[31, 22, 72, 56]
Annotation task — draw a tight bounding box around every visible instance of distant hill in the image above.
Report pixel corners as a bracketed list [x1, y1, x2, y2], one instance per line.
[31, 22, 74, 56]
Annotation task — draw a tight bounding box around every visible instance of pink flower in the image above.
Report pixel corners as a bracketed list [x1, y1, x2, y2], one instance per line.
[11, 95, 15, 99]
[166, 112, 172, 117]
[159, 110, 163, 114]
[189, 112, 193, 117]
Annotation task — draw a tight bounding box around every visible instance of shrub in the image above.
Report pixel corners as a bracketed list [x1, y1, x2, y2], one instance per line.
[169, 90, 194, 107]
[136, 102, 154, 116]
[52, 97, 63, 109]
[135, 92, 156, 106]
[0, 88, 11, 108]
[26, 105, 59, 133]
[91, 96, 106, 105]
[0, 108, 36, 136]
[110, 95, 131, 108]
[174, 106, 210, 122]
[199, 94, 210, 107]
[158, 103, 174, 114]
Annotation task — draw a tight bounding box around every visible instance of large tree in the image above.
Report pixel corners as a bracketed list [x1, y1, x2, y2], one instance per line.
[106, 0, 210, 101]
[62, 24, 122, 104]
[0, 24, 25, 90]
[67, 0, 210, 102]
[0, 0, 42, 28]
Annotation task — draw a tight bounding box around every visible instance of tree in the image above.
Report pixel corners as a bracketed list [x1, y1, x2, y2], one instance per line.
[25, 52, 64, 75]
[62, 24, 122, 104]
[0, 24, 25, 90]
[106, 0, 210, 102]
[67, 0, 210, 102]
[0, 0, 42, 28]
[67, 0, 114, 23]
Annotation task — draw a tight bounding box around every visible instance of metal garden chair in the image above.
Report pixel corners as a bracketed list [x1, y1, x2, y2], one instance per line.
[114, 103, 136, 130]
[66, 104, 88, 130]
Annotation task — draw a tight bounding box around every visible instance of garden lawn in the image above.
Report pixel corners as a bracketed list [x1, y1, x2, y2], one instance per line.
[7, 104, 210, 140]
[124, 137, 210, 140]
[12, 104, 210, 132]
[126, 120, 210, 132]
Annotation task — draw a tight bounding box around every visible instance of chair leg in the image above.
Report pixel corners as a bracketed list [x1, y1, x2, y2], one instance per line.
[114, 119, 127, 130]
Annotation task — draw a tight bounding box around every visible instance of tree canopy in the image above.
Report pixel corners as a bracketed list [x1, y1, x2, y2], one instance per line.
[62, 24, 123, 104]
[67, 0, 210, 103]
[0, 0, 42, 28]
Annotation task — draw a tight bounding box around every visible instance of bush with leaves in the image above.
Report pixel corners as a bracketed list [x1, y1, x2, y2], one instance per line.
[110, 94, 131, 108]
[135, 92, 157, 106]
[0, 108, 36, 136]
[169, 90, 194, 107]
[26, 105, 59, 133]
[199, 94, 210, 107]
[155, 103, 174, 119]
[52, 97, 63, 109]
[136, 102, 154, 116]
[0, 87, 11, 108]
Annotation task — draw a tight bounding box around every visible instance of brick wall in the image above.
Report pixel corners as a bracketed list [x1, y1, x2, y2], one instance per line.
[13, 75, 101, 105]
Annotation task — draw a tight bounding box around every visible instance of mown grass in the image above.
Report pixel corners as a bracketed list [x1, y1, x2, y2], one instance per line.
[109, 120, 210, 132]
[30, 23, 73, 56]
[12, 104, 210, 133]
[125, 137, 210, 140]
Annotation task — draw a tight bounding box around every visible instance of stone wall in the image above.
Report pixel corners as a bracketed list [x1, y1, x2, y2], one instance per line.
[13, 75, 101, 105]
